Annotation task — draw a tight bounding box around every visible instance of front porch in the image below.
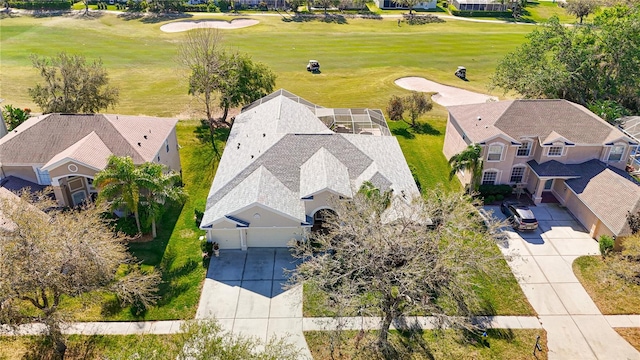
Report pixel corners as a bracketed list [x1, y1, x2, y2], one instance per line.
[52, 175, 97, 207]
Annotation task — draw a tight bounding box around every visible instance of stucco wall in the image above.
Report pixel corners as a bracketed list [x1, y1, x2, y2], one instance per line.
[49, 162, 97, 180]
[443, 117, 469, 160]
[2, 166, 38, 183]
[234, 205, 300, 228]
[563, 190, 614, 239]
[153, 127, 182, 173]
[305, 191, 339, 216]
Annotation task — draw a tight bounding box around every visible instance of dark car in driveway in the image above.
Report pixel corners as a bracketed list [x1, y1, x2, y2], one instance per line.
[500, 201, 539, 231]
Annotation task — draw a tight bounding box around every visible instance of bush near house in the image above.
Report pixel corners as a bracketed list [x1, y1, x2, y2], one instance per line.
[478, 184, 513, 198]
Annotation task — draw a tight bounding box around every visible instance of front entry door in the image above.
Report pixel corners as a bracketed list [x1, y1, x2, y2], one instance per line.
[72, 191, 87, 206]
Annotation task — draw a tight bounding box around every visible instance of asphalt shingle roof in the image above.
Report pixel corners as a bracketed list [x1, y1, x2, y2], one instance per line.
[564, 160, 640, 236]
[527, 160, 581, 178]
[0, 114, 178, 167]
[448, 100, 630, 145]
[201, 90, 420, 228]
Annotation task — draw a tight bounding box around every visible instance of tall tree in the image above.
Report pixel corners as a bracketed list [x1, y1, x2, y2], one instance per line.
[28, 52, 119, 114]
[312, 0, 340, 13]
[0, 190, 160, 359]
[138, 162, 187, 238]
[290, 189, 506, 353]
[217, 51, 276, 125]
[397, 0, 420, 14]
[492, 8, 640, 114]
[448, 144, 483, 192]
[94, 156, 153, 235]
[178, 28, 226, 147]
[564, 0, 600, 23]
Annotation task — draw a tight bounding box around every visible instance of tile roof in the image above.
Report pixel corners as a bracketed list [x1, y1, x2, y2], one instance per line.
[448, 100, 631, 145]
[564, 160, 640, 236]
[201, 90, 420, 228]
[0, 114, 178, 167]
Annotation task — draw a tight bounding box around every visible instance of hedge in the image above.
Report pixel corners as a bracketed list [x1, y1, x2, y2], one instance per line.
[478, 184, 513, 198]
[8, 0, 72, 9]
[448, 5, 511, 17]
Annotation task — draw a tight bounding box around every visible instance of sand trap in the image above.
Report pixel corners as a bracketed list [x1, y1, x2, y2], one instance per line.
[160, 19, 259, 32]
[395, 77, 498, 107]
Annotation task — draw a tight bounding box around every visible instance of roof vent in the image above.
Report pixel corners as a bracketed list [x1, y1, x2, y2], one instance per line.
[237, 143, 241, 149]
[251, 155, 254, 159]
[137, 142, 141, 147]
[143, 135, 148, 139]
[477, 116, 482, 121]
[263, 133, 266, 137]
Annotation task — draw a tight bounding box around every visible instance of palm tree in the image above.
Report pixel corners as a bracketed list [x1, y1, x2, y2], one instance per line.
[448, 144, 483, 193]
[94, 156, 153, 235]
[139, 163, 187, 238]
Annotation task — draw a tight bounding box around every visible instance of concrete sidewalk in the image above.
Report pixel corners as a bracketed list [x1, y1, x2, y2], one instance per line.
[487, 204, 640, 360]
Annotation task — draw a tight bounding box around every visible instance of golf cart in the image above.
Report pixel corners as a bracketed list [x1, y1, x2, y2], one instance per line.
[455, 66, 466, 80]
[306, 60, 320, 72]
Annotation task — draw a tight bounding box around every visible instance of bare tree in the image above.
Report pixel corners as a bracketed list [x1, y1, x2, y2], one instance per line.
[0, 190, 160, 359]
[290, 188, 507, 353]
[178, 28, 227, 145]
[564, 0, 600, 23]
[28, 52, 119, 114]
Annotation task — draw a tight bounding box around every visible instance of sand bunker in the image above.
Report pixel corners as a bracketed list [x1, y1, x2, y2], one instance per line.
[395, 77, 498, 106]
[160, 19, 259, 32]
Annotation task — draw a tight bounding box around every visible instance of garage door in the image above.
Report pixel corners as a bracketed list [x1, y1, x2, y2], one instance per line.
[246, 228, 301, 247]
[209, 229, 241, 249]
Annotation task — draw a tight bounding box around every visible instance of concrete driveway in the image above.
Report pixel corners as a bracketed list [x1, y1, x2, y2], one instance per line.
[196, 248, 312, 358]
[486, 203, 639, 360]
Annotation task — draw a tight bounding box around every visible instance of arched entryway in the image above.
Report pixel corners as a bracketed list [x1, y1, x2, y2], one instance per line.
[311, 208, 337, 233]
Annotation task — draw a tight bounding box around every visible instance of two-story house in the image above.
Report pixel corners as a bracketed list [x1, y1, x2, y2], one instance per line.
[0, 113, 181, 208]
[444, 99, 640, 239]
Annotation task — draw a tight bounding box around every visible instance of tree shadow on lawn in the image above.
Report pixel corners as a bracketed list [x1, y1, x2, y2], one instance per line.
[23, 335, 100, 360]
[127, 202, 182, 266]
[391, 122, 441, 139]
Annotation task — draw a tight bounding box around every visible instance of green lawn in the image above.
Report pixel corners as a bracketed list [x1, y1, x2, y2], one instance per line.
[573, 255, 640, 315]
[0, 13, 536, 320]
[305, 329, 547, 359]
[56, 120, 223, 321]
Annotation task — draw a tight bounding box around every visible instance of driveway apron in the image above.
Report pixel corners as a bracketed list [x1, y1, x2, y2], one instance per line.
[196, 248, 311, 358]
[487, 203, 639, 360]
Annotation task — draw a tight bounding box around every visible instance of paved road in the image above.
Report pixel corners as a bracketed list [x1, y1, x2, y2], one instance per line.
[486, 203, 640, 360]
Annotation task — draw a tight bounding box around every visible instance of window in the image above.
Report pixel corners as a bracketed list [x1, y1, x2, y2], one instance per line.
[517, 141, 532, 157]
[35, 168, 51, 185]
[482, 171, 498, 185]
[510, 167, 525, 183]
[608, 145, 625, 162]
[487, 144, 503, 161]
[548, 146, 563, 157]
[166, 140, 170, 153]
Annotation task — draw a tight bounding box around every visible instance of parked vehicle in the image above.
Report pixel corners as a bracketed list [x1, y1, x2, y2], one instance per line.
[500, 201, 538, 231]
[306, 60, 320, 72]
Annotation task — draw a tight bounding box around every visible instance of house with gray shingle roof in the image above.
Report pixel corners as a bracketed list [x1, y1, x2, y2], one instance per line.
[200, 90, 420, 249]
[444, 99, 640, 239]
[0, 113, 181, 207]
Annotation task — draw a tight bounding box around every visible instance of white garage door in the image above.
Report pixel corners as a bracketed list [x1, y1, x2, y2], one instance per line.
[209, 229, 241, 249]
[246, 228, 301, 247]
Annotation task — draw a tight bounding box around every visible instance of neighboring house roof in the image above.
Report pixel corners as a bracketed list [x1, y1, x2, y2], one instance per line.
[0, 113, 178, 167]
[564, 159, 640, 236]
[0, 176, 47, 194]
[201, 90, 420, 228]
[448, 100, 634, 145]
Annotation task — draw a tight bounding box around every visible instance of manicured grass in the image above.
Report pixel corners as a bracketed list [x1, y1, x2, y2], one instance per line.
[0, 334, 180, 359]
[305, 329, 547, 359]
[0, 12, 531, 114]
[522, 1, 575, 23]
[56, 120, 222, 321]
[616, 328, 640, 352]
[573, 255, 640, 315]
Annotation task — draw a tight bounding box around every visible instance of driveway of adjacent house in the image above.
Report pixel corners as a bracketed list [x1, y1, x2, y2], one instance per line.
[195, 248, 312, 358]
[486, 203, 639, 360]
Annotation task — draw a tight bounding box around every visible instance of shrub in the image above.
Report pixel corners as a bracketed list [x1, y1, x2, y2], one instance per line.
[200, 238, 213, 254]
[599, 235, 615, 257]
[386, 95, 404, 121]
[193, 198, 206, 227]
[7, 0, 72, 9]
[403, 14, 445, 25]
[218, 0, 230, 11]
[484, 195, 495, 204]
[408, 164, 422, 193]
[495, 194, 504, 201]
[478, 184, 512, 198]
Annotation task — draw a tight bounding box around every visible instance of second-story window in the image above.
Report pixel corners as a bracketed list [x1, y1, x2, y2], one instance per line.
[548, 146, 563, 157]
[608, 145, 625, 162]
[510, 167, 525, 183]
[517, 141, 532, 157]
[487, 144, 503, 161]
